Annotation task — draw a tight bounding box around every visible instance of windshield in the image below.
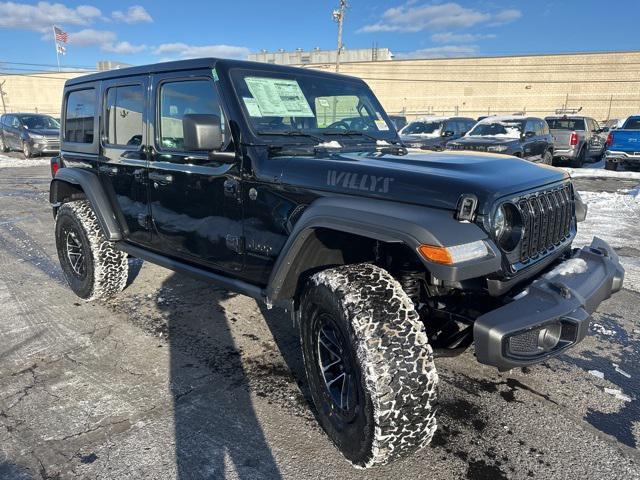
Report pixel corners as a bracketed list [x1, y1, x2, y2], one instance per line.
[18, 115, 60, 130]
[230, 69, 395, 141]
[546, 118, 585, 130]
[468, 120, 524, 138]
[401, 121, 443, 136]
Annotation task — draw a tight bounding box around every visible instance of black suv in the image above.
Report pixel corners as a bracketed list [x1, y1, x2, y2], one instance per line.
[400, 116, 476, 151]
[0, 113, 61, 157]
[49, 59, 624, 468]
[448, 115, 554, 164]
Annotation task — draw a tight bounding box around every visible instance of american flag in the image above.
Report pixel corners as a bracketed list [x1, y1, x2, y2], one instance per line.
[54, 26, 68, 43]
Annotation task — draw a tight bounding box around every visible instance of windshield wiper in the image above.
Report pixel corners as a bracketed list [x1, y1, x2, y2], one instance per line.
[324, 129, 401, 145]
[256, 130, 326, 144]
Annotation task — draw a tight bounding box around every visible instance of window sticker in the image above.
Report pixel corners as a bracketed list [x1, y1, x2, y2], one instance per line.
[243, 97, 263, 117]
[211, 68, 219, 81]
[244, 77, 314, 117]
[375, 119, 389, 131]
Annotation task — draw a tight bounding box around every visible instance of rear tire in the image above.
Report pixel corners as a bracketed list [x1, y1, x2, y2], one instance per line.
[55, 200, 128, 300]
[604, 160, 618, 171]
[569, 147, 585, 168]
[300, 264, 438, 468]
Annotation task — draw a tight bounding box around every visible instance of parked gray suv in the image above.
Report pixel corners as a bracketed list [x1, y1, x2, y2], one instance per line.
[545, 116, 606, 167]
[0, 113, 61, 158]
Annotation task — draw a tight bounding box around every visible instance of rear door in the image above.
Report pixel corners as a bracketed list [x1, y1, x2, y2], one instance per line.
[522, 119, 540, 160]
[99, 76, 151, 245]
[147, 70, 244, 272]
[6, 115, 21, 149]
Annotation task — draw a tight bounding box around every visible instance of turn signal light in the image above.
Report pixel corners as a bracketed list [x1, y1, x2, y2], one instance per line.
[418, 245, 453, 264]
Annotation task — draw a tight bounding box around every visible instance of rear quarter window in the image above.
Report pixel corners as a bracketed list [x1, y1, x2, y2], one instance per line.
[65, 89, 96, 144]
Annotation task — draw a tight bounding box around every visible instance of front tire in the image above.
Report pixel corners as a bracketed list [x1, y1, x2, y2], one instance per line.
[55, 201, 128, 300]
[542, 150, 553, 165]
[22, 141, 33, 158]
[0, 135, 8, 152]
[300, 264, 438, 468]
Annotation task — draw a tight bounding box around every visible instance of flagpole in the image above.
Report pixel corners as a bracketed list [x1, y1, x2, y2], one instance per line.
[52, 25, 60, 72]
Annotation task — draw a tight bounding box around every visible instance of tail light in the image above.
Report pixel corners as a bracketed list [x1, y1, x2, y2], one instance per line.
[50, 156, 62, 178]
[606, 132, 613, 147]
[569, 132, 578, 146]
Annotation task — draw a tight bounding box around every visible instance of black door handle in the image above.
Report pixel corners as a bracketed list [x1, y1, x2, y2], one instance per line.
[149, 171, 173, 184]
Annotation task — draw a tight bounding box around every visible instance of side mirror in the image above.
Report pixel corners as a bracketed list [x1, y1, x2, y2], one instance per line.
[524, 131, 535, 138]
[442, 130, 455, 137]
[601, 127, 609, 133]
[183, 114, 223, 151]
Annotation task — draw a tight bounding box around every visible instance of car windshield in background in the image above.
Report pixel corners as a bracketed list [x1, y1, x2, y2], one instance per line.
[230, 69, 395, 140]
[18, 115, 60, 130]
[401, 121, 443, 135]
[546, 118, 585, 130]
[468, 121, 524, 138]
[622, 117, 640, 129]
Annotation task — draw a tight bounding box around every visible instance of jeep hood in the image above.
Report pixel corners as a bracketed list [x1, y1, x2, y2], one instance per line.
[279, 150, 568, 214]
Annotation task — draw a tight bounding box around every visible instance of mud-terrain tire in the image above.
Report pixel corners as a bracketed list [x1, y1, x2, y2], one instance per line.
[542, 150, 553, 165]
[300, 263, 438, 468]
[569, 147, 585, 168]
[604, 160, 618, 171]
[0, 135, 8, 152]
[55, 200, 128, 300]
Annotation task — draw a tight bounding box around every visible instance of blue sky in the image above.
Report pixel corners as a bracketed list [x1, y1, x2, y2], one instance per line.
[0, 0, 639, 70]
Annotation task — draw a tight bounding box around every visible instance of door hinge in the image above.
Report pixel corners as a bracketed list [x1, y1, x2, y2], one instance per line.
[225, 234, 245, 254]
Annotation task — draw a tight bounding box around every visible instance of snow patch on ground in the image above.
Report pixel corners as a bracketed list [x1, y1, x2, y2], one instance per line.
[588, 370, 605, 379]
[561, 167, 640, 180]
[0, 154, 50, 168]
[575, 187, 640, 293]
[604, 388, 632, 402]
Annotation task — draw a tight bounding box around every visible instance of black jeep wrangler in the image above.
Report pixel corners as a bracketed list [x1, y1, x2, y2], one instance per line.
[49, 59, 624, 468]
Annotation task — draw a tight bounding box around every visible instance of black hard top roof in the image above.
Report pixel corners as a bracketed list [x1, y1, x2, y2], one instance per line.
[65, 58, 358, 87]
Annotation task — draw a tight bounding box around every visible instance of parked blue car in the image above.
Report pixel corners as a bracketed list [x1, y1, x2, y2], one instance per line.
[604, 115, 640, 171]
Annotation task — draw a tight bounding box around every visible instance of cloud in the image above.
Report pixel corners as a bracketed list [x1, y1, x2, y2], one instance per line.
[67, 29, 145, 54]
[358, 2, 520, 33]
[431, 32, 495, 43]
[492, 9, 522, 24]
[0, 1, 101, 32]
[102, 41, 147, 54]
[153, 43, 250, 59]
[112, 5, 152, 24]
[396, 44, 479, 59]
[69, 28, 116, 46]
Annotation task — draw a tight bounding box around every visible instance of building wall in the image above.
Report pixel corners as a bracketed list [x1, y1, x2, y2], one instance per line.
[2, 51, 640, 122]
[308, 51, 640, 121]
[248, 48, 393, 65]
[0, 72, 85, 117]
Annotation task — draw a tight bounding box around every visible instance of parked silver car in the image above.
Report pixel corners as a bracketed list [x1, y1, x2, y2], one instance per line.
[545, 116, 606, 167]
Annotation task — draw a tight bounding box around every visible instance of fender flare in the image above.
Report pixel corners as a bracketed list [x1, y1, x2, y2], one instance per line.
[265, 196, 501, 302]
[50, 167, 123, 241]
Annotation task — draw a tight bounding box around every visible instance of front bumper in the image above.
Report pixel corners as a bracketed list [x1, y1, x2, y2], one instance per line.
[474, 237, 624, 370]
[28, 138, 60, 154]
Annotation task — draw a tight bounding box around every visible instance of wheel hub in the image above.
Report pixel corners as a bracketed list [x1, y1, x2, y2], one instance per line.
[65, 230, 86, 276]
[316, 314, 357, 416]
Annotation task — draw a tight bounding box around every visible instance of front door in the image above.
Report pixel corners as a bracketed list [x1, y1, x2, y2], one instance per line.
[99, 77, 151, 245]
[147, 71, 243, 272]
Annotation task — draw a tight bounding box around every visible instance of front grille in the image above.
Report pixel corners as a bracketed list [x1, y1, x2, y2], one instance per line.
[517, 184, 573, 263]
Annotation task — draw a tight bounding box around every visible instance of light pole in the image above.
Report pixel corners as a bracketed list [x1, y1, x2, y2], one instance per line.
[333, 0, 348, 72]
[0, 80, 7, 114]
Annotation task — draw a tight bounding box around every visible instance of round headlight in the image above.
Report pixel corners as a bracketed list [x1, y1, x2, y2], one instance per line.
[493, 203, 523, 252]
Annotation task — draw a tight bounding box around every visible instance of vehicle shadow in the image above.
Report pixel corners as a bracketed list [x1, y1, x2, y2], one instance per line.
[157, 273, 282, 479]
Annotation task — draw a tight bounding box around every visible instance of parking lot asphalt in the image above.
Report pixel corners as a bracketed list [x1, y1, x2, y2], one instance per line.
[1, 156, 639, 479]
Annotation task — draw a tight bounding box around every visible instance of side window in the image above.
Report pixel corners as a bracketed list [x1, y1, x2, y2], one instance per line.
[159, 79, 224, 151]
[592, 119, 601, 131]
[105, 84, 144, 147]
[65, 89, 96, 143]
[525, 120, 536, 134]
[535, 120, 544, 136]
